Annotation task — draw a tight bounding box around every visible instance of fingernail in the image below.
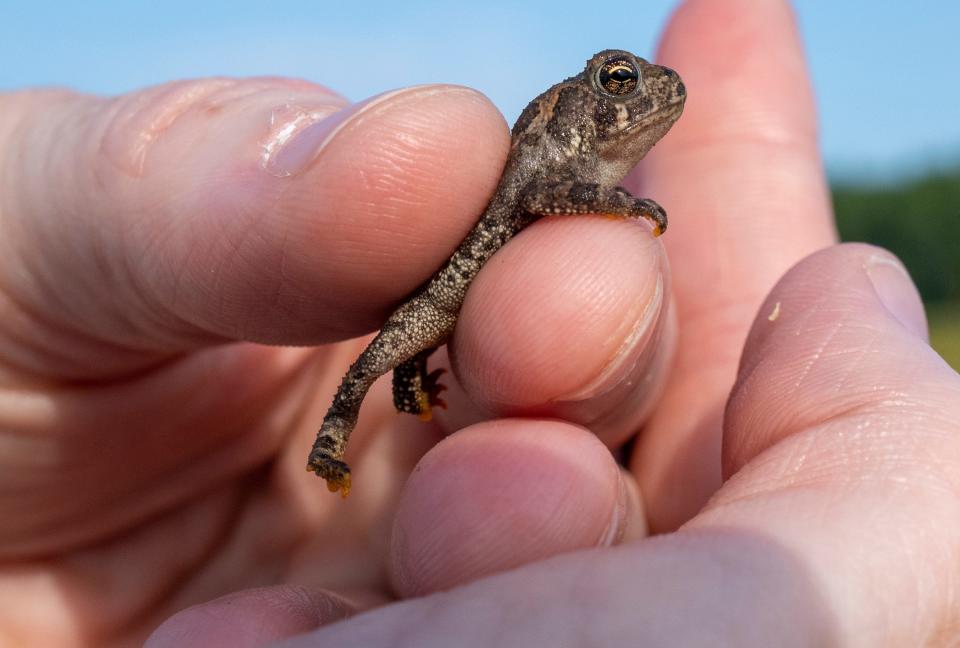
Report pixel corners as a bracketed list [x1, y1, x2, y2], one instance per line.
[261, 89, 408, 177]
[865, 254, 928, 339]
[260, 101, 360, 177]
[597, 468, 628, 547]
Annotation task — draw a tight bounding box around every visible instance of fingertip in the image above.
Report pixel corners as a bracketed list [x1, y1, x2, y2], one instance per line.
[146, 585, 354, 648]
[389, 420, 627, 598]
[452, 217, 672, 445]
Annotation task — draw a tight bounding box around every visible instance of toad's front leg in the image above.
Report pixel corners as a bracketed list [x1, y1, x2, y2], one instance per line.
[521, 181, 667, 236]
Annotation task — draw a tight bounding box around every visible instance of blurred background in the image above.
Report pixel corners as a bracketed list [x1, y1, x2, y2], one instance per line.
[2, 0, 958, 368]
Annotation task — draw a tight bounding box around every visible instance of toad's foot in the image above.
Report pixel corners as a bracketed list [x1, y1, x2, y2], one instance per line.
[521, 182, 668, 236]
[631, 198, 667, 237]
[393, 348, 448, 422]
[307, 423, 352, 497]
[307, 451, 352, 498]
[416, 368, 448, 422]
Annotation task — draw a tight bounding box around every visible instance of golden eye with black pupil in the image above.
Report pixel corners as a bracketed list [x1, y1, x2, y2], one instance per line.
[597, 58, 639, 96]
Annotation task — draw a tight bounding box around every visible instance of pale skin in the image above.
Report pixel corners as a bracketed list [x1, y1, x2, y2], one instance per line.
[0, 1, 958, 648]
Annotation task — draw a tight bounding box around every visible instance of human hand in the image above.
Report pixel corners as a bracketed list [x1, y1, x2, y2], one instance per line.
[3, 0, 957, 647]
[149, 0, 960, 646]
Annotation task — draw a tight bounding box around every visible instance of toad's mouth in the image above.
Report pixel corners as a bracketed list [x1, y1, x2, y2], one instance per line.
[623, 100, 685, 134]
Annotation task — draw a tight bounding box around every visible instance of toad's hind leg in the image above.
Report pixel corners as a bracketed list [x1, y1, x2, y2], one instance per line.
[393, 348, 447, 421]
[307, 296, 456, 497]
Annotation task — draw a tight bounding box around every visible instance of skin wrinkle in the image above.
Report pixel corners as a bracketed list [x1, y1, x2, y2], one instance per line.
[724, 288, 956, 568]
[152, 256, 223, 350]
[721, 420, 910, 509]
[823, 327, 887, 401]
[729, 385, 917, 485]
[265, 231, 299, 322]
[158, 227, 221, 346]
[786, 324, 884, 432]
[369, 134, 441, 202]
[276, 586, 350, 628]
[786, 319, 846, 403]
[111, 206, 176, 348]
[2, 347, 313, 557]
[214, 209, 281, 340]
[666, 125, 824, 168]
[0, 281, 167, 381]
[100, 80, 236, 176]
[725, 378, 960, 506]
[0, 308, 81, 381]
[198, 173, 320, 340]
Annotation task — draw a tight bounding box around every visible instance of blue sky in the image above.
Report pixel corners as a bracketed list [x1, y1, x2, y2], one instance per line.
[2, 1, 958, 180]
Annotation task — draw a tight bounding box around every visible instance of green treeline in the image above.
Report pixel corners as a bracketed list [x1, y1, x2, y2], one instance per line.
[833, 169, 960, 304]
[833, 168, 960, 368]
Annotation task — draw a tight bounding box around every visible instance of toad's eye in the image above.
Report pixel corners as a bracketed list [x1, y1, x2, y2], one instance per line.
[596, 58, 639, 96]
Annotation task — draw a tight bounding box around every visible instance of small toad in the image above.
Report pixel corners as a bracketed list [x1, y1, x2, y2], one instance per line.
[308, 50, 686, 496]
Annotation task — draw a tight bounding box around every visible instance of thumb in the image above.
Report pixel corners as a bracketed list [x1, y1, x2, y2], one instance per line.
[0, 80, 507, 380]
[723, 241, 946, 474]
[700, 242, 960, 645]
